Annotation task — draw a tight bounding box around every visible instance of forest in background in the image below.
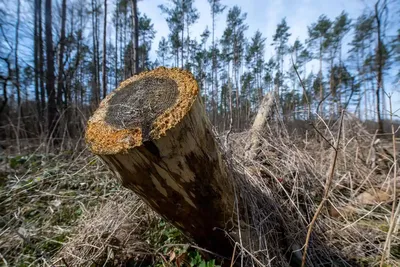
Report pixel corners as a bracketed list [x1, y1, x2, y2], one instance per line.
[0, 0, 399, 144]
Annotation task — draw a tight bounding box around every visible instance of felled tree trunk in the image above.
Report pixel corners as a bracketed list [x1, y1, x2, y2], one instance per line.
[85, 67, 239, 258]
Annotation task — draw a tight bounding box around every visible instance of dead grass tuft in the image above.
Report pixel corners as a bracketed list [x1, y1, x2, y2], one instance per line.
[53, 191, 154, 267]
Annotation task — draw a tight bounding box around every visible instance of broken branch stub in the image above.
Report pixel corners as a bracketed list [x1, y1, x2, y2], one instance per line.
[85, 67, 237, 258]
[245, 92, 275, 160]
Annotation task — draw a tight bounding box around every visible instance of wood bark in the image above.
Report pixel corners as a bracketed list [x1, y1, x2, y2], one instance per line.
[86, 67, 239, 259]
[15, 0, 21, 109]
[85, 68, 352, 267]
[57, 0, 67, 109]
[34, 0, 41, 121]
[0, 57, 11, 114]
[114, 2, 119, 89]
[102, 0, 107, 98]
[374, 0, 384, 134]
[91, 0, 100, 107]
[130, 0, 139, 74]
[45, 0, 58, 134]
[38, 0, 46, 117]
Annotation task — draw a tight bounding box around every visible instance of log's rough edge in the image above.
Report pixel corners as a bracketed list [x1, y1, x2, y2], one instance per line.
[245, 92, 275, 160]
[85, 67, 199, 155]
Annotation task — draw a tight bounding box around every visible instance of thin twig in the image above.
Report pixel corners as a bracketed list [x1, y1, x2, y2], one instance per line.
[156, 244, 230, 260]
[310, 122, 335, 150]
[61, 257, 70, 267]
[0, 253, 8, 267]
[230, 242, 237, 267]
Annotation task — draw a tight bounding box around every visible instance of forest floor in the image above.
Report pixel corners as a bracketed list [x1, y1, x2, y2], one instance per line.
[1, 115, 400, 267]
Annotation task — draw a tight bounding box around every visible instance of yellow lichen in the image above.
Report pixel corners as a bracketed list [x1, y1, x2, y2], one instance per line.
[85, 67, 199, 155]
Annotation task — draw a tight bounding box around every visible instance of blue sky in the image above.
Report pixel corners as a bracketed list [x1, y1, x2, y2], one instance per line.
[139, 0, 373, 64]
[137, 0, 399, 116]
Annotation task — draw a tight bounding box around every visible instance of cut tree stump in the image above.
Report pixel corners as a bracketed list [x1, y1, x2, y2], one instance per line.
[85, 67, 239, 259]
[85, 68, 351, 267]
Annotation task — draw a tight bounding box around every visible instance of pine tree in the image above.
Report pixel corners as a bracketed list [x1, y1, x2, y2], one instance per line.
[223, 6, 248, 129]
[307, 14, 332, 116]
[272, 18, 291, 100]
[264, 58, 275, 93]
[182, 0, 199, 69]
[90, 0, 101, 107]
[138, 14, 156, 70]
[349, 12, 374, 120]
[130, 0, 139, 74]
[326, 11, 351, 114]
[159, 1, 183, 67]
[298, 48, 312, 117]
[246, 30, 266, 105]
[57, 0, 67, 109]
[374, 0, 390, 133]
[395, 29, 400, 79]
[15, 0, 21, 113]
[208, 0, 226, 124]
[45, 0, 58, 134]
[287, 39, 304, 118]
[102, 0, 107, 98]
[157, 37, 170, 66]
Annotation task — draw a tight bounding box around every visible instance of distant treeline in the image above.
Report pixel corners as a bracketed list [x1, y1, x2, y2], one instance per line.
[0, 0, 399, 141]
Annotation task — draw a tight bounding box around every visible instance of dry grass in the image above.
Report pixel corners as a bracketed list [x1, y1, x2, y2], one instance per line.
[53, 192, 152, 267]
[227, 112, 399, 266]
[1, 112, 399, 267]
[0, 143, 129, 266]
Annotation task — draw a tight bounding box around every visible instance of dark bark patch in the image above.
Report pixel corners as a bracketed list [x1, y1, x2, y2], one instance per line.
[143, 141, 161, 159]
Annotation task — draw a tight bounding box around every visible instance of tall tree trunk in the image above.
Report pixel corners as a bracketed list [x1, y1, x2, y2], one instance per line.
[45, 0, 58, 135]
[130, 0, 139, 74]
[337, 43, 343, 114]
[15, 0, 21, 111]
[360, 45, 368, 120]
[78, 4, 84, 110]
[121, 12, 125, 79]
[102, 0, 107, 98]
[375, 0, 384, 134]
[38, 0, 46, 118]
[329, 56, 334, 116]
[0, 59, 11, 114]
[211, 4, 215, 125]
[57, 0, 67, 110]
[34, 0, 41, 122]
[91, 0, 99, 107]
[114, 2, 118, 88]
[96, 1, 101, 92]
[319, 40, 324, 117]
[181, 9, 184, 69]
